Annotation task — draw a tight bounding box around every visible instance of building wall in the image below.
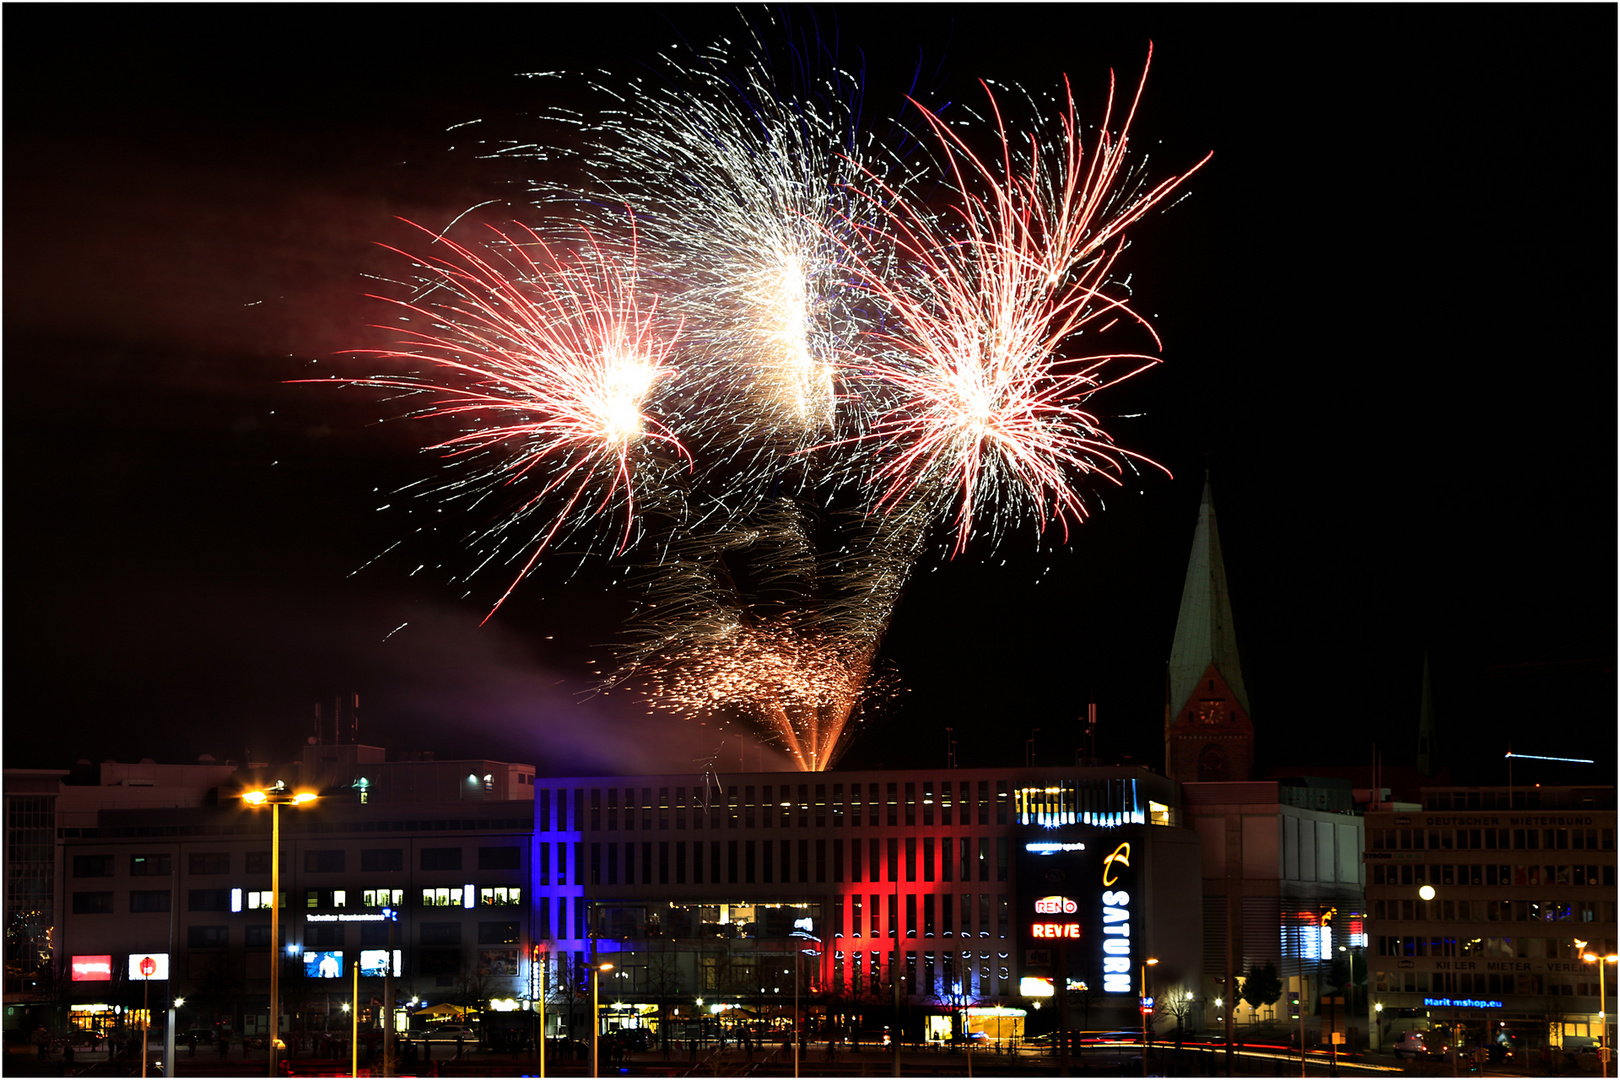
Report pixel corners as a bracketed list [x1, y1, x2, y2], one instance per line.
[1364, 787, 1617, 1051]
[1184, 781, 1366, 1036]
[55, 797, 537, 1031]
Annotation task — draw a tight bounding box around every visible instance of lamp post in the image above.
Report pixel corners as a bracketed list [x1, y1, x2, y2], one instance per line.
[590, 961, 614, 1077]
[791, 930, 822, 1078]
[166, 997, 183, 1079]
[242, 781, 317, 1078]
[1140, 957, 1158, 1077]
[1577, 941, 1619, 1079]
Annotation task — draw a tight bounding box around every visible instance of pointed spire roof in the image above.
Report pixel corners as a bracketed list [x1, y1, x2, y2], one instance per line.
[1168, 474, 1251, 717]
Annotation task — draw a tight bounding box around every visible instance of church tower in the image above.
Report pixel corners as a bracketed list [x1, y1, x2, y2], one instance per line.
[1165, 476, 1255, 782]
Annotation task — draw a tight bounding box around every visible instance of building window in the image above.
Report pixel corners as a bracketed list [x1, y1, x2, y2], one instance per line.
[478, 846, 521, 870]
[71, 854, 113, 878]
[363, 889, 403, 909]
[189, 852, 230, 875]
[130, 854, 171, 877]
[478, 921, 521, 945]
[304, 850, 345, 873]
[246, 890, 279, 910]
[72, 891, 114, 914]
[421, 848, 462, 872]
[188, 925, 229, 948]
[422, 888, 461, 907]
[361, 848, 403, 872]
[420, 922, 461, 946]
[479, 887, 522, 906]
[130, 890, 171, 913]
[307, 923, 343, 947]
[245, 925, 273, 947]
[189, 889, 231, 912]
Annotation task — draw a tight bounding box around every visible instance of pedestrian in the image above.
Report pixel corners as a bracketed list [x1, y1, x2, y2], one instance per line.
[63, 1042, 75, 1068]
[456, 1033, 465, 1060]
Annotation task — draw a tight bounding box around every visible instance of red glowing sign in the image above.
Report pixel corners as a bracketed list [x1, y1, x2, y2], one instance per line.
[71, 955, 113, 982]
[1034, 895, 1078, 915]
[1031, 923, 1082, 939]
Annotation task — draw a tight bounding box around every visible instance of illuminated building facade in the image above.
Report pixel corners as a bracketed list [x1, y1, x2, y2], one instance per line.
[46, 743, 540, 1041]
[1364, 785, 1617, 1053]
[533, 764, 1203, 1041]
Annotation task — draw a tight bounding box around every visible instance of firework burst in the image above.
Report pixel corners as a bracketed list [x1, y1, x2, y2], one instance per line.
[313, 216, 687, 622]
[837, 48, 1211, 553]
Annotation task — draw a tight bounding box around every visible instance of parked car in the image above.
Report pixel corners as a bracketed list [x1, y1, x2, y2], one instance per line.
[406, 1025, 477, 1044]
[1392, 1030, 1443, 1060]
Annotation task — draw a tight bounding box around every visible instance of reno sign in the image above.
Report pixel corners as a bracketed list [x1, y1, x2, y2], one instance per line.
[1100, 841, 1134, 993]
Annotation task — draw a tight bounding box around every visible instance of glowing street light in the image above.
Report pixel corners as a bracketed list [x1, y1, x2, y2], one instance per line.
[1577, 940, 1619, 1079]
[591, 961, 614, 1077]
[1140, 957, 1159, 1077]
[241, 782, 316, 1077]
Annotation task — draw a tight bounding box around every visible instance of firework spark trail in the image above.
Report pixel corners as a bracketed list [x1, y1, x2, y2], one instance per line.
[607, 500, 916, 771]
[833, 49, 1211, 554]
[308, 216, 687, 622]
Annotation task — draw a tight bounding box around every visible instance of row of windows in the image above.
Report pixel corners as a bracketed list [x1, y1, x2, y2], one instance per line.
[557, 837, 1011, 888]
[829, 892, 1012, 940]
[543, 780, 1016, 833]
[76, 886, 524, 915]
[181, 921, 524, 949]
[1368, 826, 1614, 852]
[1374, 934, 1615, 960]
[71, 818, 532, 840]
[1372, 897, 1615, 924]
[1370, 862, 1615, 888]
[71, 846, 524, 878]
[1376, 969, 1601, 998]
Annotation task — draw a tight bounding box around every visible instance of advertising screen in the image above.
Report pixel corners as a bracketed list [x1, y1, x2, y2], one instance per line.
[359, 949, 401, 977]
[303, 951, 344, 978]
[128, 953, 170, 980]
[71, 956, 113, 982]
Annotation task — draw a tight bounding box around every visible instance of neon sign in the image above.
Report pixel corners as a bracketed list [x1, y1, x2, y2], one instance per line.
[1423, 997, 1503, 1009]
[1034, 896, 1078, 915]
[1101, 841, 1133, 992]
[71, 956, 112, 982]
[1032, 923, 1082, 938]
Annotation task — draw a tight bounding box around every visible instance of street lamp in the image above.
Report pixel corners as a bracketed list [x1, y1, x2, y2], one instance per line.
[790, 929, 822, 1078]
[1577, 940, 1619, 1079]
[1140, 957, 1158, 1077]
[590, 961, 614, 1077]
[241, 781, 316, 1078]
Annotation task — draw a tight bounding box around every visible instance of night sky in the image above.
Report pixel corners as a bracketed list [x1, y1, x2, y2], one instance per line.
[5, 5, 1614, 786]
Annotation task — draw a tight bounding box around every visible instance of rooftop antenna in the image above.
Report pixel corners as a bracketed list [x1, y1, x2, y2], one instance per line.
[945, 727, 957, 769]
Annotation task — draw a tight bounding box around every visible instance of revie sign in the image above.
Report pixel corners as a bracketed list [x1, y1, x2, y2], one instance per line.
[1032, 894, 1081, 938]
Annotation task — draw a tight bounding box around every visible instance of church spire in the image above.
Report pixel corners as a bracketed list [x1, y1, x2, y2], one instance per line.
[1165, 474, 1255, 782]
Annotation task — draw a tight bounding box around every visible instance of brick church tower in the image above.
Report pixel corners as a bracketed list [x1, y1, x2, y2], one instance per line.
[1165, 476, 1255, 783]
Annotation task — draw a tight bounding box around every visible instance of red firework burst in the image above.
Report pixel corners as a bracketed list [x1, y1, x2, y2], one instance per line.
[838, 47, 1210, 552]
[310, 217, 687, 622]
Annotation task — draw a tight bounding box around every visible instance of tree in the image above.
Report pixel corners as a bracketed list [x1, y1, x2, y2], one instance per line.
[1239, 962, 1283, 1021]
